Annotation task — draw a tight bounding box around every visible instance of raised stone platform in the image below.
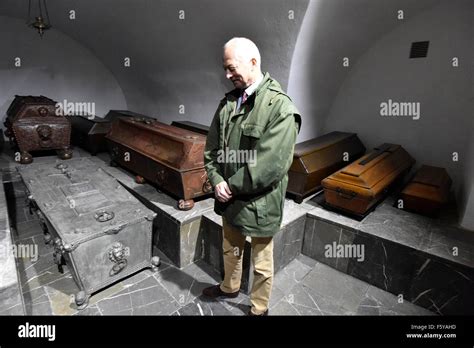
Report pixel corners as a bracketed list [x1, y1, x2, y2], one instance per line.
[87, 155, 215, 268]
[200, 199, 311, 293]
[0, 172, 25, 315]
[303, 193, 474, 315]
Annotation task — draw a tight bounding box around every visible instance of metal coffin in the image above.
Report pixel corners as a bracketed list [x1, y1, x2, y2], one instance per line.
[4, 95, 72, 164]
[399, 165, 452, 216]
[287, 131, 366, 203]
[106, 116, 212, 210]
[321, 143, 415, 217]
[171, 120, 209, 135]
[18, 157, 158, 309]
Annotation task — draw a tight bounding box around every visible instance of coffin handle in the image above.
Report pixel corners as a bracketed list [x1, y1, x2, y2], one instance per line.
[156, 169, 168, 185]
[108, 242, 128, 276]
[94, 210, 115, 223]
[53, 238, 66, 273]
[202, 178, 212, 193]
[336, 188, 357, 200]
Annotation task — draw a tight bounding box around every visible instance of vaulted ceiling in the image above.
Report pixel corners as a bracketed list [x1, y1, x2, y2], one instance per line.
[0, 0, 439, 125]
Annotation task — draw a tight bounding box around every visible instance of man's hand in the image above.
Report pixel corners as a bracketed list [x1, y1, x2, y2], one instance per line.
[215, 181, 233, 203]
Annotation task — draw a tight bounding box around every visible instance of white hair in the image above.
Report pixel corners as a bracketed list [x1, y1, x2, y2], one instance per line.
[223, 37, 261, 70]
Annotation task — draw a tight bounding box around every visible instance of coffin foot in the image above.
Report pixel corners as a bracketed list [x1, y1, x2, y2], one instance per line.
[75, 291, 90, 310]
[43, 232, 52, 245]
[57, 147, 73, 160]
[20, 151, 33, 164]
[135, 175, 146, 184]
[293, 197, 303, 204]
[178, 199, 194, 211]
[151, 256, 161, 272]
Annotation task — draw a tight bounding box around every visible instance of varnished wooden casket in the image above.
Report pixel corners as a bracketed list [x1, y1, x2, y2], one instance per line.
[106, 116, 212, 210]
[322, 143, 415, 217]
[399, 165, 452, 216]
[18, 157, 159, 310]
[287, 131, 366, 203]
[4, 95, 73, 164]
[171, 120, 209, 135]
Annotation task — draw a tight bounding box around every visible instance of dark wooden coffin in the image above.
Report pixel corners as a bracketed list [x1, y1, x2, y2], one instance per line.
[399, 165, 452, 216]
[18, 157, 159, 309]
[106, 116, 212, 210]
[287, 131, 366, 203]
[322, 143, 415, 217]
[171, 120, 209, 135]
[0, 129, 4, 153]
[104, 110, 154, 121]
[66, 110, 145, 155]
[66, 115, 111, 155]
[4, 95, 72, 164]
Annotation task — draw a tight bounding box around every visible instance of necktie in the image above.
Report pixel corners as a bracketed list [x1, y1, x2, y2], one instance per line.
[241, 91, 248, 104]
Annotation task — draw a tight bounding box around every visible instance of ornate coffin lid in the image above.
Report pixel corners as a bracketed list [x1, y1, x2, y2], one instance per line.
[290, 131, 365, 173]
[18, 158, 156, 246]
[7, 95, 57, 120]
[325, 143, 415, 190]
[106, 117, 206, 171]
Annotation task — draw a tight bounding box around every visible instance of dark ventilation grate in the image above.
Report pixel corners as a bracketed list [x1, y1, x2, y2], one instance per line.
[410, 41, 430, 58]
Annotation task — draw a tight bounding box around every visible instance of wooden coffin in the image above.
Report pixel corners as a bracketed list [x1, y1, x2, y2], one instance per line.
[18, 157, 159, 310]
[287, 131, 366, 203]
[399, 165, 452, 216]
[66, 111, 144, 155]
[0, 129, 4, 153]
[106, 116, 212, 210]
[171, 120, 209, 135]
[104, 109, 154, 121]
[4, 95, 72, 164]
[67, 115, 111, 155]
[322, 143, 415, 217]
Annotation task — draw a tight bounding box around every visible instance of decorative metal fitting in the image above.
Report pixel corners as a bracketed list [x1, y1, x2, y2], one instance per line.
[94, 210, 115, 223]
[108, 242, 128, 276]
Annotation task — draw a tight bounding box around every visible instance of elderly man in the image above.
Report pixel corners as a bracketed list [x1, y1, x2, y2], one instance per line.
[202, 37, 301, 316]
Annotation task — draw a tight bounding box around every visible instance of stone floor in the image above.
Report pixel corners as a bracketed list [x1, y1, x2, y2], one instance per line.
[7, 189, 433, 316]
[0, 148, 435, 316]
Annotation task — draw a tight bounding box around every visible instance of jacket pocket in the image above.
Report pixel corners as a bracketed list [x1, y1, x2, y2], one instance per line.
[242, 124, 264, 138]
[241, 124, 264, 150]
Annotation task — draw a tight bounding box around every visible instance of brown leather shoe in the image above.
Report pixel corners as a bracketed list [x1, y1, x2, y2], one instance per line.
[202, 285, 239, 298]
[248, 309, 269, 316]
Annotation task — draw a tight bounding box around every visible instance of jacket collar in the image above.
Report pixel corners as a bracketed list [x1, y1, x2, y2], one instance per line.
[225, 72, 274, 100]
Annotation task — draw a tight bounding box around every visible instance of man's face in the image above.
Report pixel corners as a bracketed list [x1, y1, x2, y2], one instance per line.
[223, 47, 254, 90]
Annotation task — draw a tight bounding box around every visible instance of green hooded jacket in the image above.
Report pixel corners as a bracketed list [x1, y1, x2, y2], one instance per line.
[204, 73, 301, 237]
